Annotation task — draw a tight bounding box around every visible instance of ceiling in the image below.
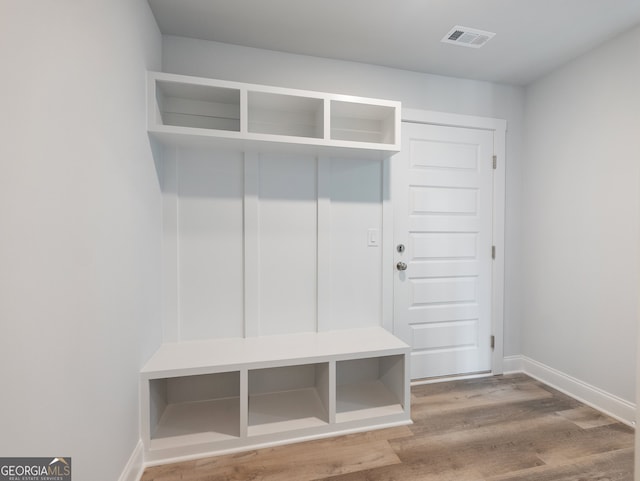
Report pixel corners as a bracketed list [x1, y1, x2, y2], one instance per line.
[148, 0, 640, 86]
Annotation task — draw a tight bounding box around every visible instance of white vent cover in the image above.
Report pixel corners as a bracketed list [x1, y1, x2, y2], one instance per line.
[441, 26, 496, 48]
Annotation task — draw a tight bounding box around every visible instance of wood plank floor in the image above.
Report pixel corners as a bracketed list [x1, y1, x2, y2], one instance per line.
[141, 374, 634, 481]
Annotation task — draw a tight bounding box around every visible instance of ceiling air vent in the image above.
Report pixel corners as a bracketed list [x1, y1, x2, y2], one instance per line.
[441, 26, 496, 48]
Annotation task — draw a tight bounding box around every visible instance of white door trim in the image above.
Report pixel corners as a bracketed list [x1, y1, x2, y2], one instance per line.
[385, 108, 506, 375]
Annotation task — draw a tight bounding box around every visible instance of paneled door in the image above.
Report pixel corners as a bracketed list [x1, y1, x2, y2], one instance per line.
[393, 122, 494, 379]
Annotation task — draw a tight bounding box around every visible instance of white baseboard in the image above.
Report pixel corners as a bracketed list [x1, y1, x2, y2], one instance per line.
[118, 440, 145, 481]
[502, 355, 524, 374]
[503, 355, 636, 427]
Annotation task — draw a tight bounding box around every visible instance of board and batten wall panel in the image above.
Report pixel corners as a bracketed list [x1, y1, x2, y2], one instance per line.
[175, 147, 245, 340]
[162, 150, 384, 340]
[327, 158, 383, 330]
[258, 153, 318, 335]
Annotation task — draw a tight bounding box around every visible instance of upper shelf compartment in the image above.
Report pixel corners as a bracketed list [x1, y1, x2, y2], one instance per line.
[248, 91, 324, 139]
[330, 100, 396, 145]
[155, 80, 241, 133]
[148, 72, 400, 158]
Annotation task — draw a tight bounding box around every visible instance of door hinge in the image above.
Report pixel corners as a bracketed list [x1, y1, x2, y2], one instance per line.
[491, 245, 496, 259]
[492, 155, 497, 169]
[490, 335, 495, 350]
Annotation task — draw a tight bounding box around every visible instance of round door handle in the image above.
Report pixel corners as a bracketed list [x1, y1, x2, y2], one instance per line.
[396, 261, 408, 271]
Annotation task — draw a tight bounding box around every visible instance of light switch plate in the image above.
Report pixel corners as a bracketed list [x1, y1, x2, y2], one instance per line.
[367, 228, 379, 247]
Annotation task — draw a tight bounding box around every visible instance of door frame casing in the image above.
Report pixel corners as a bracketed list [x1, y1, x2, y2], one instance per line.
[382, 108, 507, 376]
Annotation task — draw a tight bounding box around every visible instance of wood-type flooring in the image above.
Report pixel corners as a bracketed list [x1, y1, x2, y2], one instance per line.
[141, 374, 634, 481]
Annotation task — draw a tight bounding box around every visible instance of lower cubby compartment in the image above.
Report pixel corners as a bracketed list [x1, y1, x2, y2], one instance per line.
[335, 355, 405, 423]
[248, 363, 330, 436]
[149, 372, 241, 447]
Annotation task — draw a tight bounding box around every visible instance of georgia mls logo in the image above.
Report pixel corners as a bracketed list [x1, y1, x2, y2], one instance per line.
[0, 457, 72, 481]
[49, 458, 70, 473]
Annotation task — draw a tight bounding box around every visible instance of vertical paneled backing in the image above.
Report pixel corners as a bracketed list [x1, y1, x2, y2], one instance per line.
[257, 153, 318, 335]
[163, 149, 385, 341]
[326, 158, 382, 330]
[175, 147, 245, 340]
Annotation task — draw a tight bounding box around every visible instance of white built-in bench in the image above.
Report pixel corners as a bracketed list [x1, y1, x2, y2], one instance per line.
[140, 327, 411, 462]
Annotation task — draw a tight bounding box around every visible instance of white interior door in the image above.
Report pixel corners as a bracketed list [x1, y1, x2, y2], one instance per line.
[393, 122, 494, 379]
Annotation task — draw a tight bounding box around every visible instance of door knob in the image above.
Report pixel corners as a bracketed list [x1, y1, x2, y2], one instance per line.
[396, 261, 407, 271]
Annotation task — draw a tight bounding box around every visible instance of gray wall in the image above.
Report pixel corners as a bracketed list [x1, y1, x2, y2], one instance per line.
[522, 25, 640, 403]
[0, 1, 163, 479]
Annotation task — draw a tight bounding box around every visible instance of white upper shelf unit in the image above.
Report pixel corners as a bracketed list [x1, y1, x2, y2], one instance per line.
[148, 71, 401, 157]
